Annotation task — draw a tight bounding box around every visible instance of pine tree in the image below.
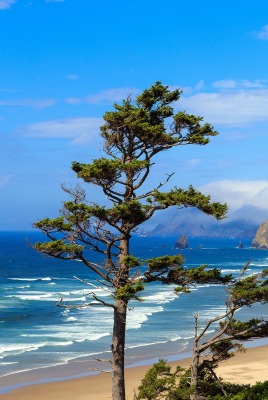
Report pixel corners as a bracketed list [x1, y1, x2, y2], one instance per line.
[33, 82, 230, 400]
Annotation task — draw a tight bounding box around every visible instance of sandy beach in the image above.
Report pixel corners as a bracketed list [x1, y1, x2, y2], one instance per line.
[1, 344, 268, 400]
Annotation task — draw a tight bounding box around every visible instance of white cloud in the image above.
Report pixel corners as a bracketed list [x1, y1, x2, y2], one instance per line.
[253, 25, 268, 40]
[0, 0, 16, 9]
[85, 87, 140, 104]
[180, 80, 205, 94]
[0, 99, 56, 108]
[65, 97, 81, 104]
[199, 180, 268, 212]
[64, 87, 140, 106]
[23, 117, 103, 144]
[213, 79, 265, 89]
[179, 88, 268, 126]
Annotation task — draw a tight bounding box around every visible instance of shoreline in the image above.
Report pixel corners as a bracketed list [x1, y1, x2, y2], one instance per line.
[1, 342, 268, 399]
[0, 348, 193, 395]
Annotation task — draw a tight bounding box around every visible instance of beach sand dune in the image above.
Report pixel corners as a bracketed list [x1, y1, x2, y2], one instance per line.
[1, 345, 267, 400]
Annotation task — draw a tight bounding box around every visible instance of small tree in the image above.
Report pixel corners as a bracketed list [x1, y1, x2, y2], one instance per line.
[136, 359, 185, 400]
[33, 82, 230, 400]
[189, 265, 268, 400]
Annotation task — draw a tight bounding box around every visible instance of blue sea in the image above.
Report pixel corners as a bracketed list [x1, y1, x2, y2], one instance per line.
[1, 231, 268, 392]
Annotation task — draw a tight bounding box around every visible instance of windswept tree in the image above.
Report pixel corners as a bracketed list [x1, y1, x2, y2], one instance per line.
[33, 82, 230, 400]
[190, 264, 268, 400]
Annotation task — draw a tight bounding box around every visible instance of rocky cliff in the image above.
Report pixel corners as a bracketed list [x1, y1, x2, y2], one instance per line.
[251, 220, 268, 249]
[175, 235, 188, 249]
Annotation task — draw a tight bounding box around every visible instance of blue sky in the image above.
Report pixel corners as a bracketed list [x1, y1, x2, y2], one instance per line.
[1, 0, 268, 230]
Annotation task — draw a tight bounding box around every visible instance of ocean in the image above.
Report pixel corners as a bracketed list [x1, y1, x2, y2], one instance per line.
[1, 231, 268, 392]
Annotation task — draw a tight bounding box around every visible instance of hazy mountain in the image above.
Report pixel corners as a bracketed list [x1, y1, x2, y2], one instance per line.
[139, 206, 266, 238]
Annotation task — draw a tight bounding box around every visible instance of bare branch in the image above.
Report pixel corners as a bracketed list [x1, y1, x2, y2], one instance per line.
[94, 357, 112, 363]
[91, 368, 111, 374]
[73, 276, 113, 295]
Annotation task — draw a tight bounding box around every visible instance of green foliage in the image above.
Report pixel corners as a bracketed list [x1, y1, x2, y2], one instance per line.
[143, 257, 233, 293]
[183, 265, 232, 284]
[209, 339, 242, 364]
[147, 255, 185, 272]
[230, 381, 268, 400]
[33, 217, 73, 232]
[136, 81, 181, 118]
[206, 381, 268, 399]
[101, 81, 219, 158]
[72, 158, 150, 188]
[34, 240, 83, 258]
[222, 318, 268, 340]
[137, 360, 268, 400]
[72, 158, 120, 186]
[136, 359, 181, 400]
[121, 255, 140, 268]
[230, 275, 268, 307]
[152, 186, 227, 220]
[114, 281, 144, 301]
[173, 112, 218, 145]
[261, 268, 268, 277]
[108, 200, 149, 225]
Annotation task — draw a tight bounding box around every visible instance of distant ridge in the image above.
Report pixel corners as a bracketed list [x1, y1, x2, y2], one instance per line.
[147, 219, 258, 238]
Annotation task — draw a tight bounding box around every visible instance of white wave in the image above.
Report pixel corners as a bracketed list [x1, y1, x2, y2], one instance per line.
[127, 305, 164, 329]
[251, 263, 268, 267]
[53, 341, 73, 346]
[142, 291, 177, 304]
[74, 332, 110, 342]
[0, 362, 18, 365]
[59, 296, 87, 302]
[0, 343, 48, 356]
[66, 317, 77, 322]
[22, 328, 111, 342]
[8, 278, 37, 281]
[126, 335, 182, 350]
[8, 277, 52, 281]
[5, 293, 56, 301]
[221, 269, 242, 273]
[3, 285, 30, 290]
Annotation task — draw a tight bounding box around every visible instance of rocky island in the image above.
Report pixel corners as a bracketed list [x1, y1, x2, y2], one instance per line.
[251, 220, 268, 249]
[175, 235, 189, 249]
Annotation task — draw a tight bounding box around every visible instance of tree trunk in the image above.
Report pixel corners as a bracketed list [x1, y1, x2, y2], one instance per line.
[190, 352, 200, 400]
[111, 298, 127, 400]
[191, 314, 200, 400]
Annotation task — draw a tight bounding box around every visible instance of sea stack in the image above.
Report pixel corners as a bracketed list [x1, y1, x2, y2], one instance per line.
[175, 235, 188, 249]
[251, 220, 268, 249]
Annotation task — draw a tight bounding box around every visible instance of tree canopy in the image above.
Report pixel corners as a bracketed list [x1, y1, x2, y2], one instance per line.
[34, 81, 230, 400]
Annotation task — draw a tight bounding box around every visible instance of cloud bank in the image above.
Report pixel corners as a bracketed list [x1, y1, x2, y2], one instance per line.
[23, 117, 103, 144]
[65, 87, 140, 105]
[0, 99, 56, 108]
[179, 87, 268, 126]
[199, 180, 268, 212]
